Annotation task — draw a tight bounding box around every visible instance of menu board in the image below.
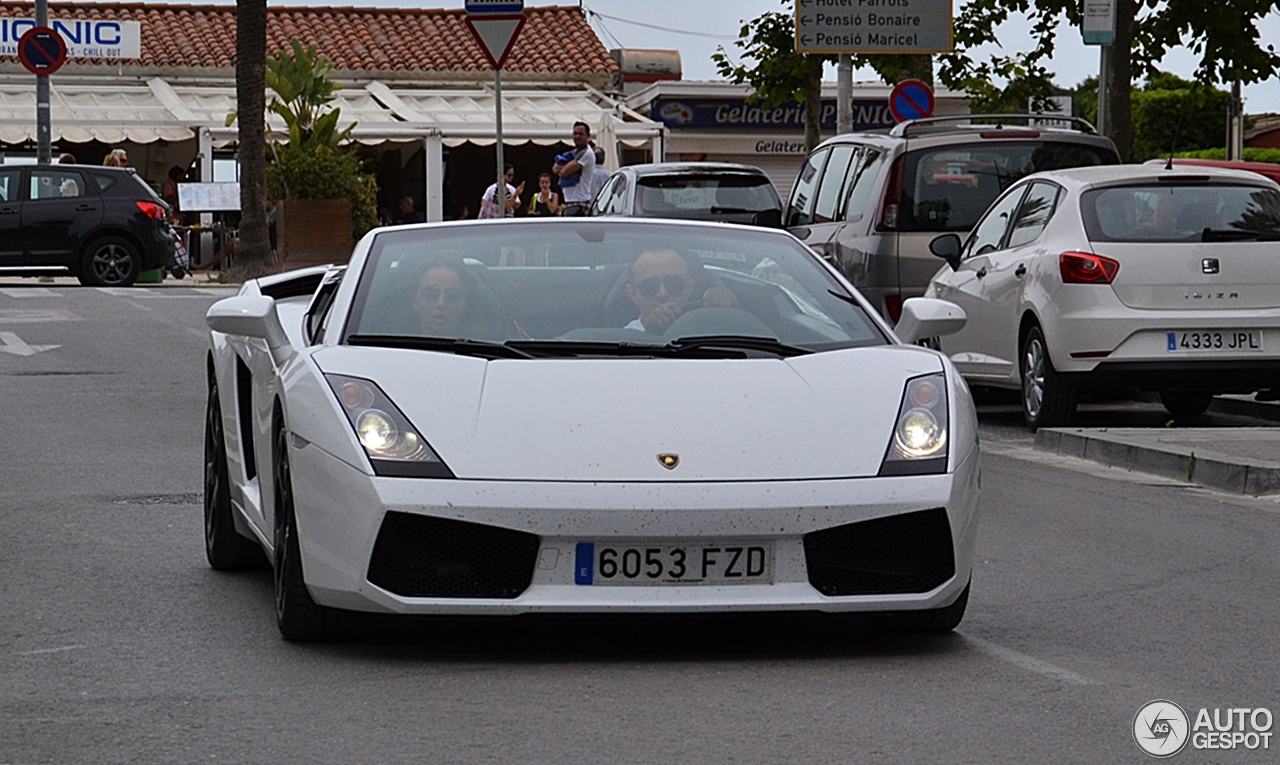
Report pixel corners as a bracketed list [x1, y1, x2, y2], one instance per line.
[177, 182, 241, 211]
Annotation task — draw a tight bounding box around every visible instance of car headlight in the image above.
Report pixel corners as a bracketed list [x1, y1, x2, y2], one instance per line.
[879, 373, 949, 476]
[325, 374, 453, 478]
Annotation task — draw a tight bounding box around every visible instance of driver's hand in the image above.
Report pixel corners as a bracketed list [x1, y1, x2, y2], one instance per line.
[702, 287, 738, 308]
[646, 301, 684, 334]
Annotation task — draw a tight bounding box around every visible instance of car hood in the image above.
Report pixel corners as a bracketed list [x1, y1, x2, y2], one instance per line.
[312, 346, 941, 481]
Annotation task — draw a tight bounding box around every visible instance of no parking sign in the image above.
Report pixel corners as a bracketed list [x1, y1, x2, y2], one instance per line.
[17, 26, 67, 75]
[888, 79, 935, 123]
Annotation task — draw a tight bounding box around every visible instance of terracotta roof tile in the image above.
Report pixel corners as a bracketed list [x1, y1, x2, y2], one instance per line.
[0, 1, 619, 74]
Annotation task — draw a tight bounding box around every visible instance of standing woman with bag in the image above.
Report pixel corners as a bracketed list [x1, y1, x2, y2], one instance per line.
[526, 173, 561, 217]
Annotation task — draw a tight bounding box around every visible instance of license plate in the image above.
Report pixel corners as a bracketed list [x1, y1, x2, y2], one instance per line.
[1167, 330, 1263, 352]
[574, 542, 773, 586]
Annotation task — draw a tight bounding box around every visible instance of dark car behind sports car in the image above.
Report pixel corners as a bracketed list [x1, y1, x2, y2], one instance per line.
[588, 163, 783, 227]
[0, 163, 175, 286]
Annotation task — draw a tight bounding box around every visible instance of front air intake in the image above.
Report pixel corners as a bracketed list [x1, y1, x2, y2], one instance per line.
[803, 508, 955, 596]
[367, 512, 539, 599]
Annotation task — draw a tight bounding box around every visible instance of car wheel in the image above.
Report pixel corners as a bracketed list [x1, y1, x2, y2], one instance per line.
[1160, 390, 1214, 419]
[80, 236, 142, 287]
[1020, 325, 1077, 431]
[204, 378, 267, 571]
[273, 421, 339, 642]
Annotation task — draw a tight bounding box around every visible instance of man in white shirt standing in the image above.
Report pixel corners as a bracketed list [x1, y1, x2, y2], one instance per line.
[553, 121, 596, 216]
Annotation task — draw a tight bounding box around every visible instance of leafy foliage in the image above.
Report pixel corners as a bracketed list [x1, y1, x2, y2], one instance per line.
[1176, 147, 1280, 164]
[263, 39, 376, 238]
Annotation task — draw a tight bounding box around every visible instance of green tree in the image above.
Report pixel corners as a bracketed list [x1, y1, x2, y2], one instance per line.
[942, 0, 1280, 160]
[233, 0, 271, 279]
[264, 41, 376, 239]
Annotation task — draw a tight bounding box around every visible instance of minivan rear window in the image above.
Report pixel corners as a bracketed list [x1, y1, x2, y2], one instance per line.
[901, 141, 1115, 232]
[1081, 184, 1280, 242]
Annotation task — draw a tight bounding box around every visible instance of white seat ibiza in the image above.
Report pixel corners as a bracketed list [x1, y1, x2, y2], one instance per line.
[925, 165, 1280, 430]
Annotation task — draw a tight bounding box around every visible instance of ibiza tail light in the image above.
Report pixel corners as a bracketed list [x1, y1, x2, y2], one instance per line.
[1060, 251, 1119, 284]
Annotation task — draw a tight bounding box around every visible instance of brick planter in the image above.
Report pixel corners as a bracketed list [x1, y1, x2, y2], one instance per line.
[275, 198, 354, 272]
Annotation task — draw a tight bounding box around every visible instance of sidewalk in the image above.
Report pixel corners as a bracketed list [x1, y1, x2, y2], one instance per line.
[1035, 395, 1280, 496]
[0, 272, 237, 288]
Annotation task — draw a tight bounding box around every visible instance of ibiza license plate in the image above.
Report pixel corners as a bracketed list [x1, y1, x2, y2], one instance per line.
[574, 542, 773, 586]
[1166, 330, 1263, 352]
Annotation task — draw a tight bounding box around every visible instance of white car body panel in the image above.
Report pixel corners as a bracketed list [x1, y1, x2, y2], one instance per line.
[206, 220, 978, 619]
[929, 165, 1280, 388]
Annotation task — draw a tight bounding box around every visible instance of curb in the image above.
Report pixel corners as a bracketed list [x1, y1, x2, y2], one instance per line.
[1210, 395, 1280, 423]
[1034, 427, 1280, 496]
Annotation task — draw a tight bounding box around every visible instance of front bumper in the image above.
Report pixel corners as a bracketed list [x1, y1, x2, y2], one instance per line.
[287, 441, 980, 616]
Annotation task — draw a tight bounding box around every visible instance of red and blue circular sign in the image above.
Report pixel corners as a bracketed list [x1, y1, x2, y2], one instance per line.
[889, 79, 935, 122]
[18, 26, 68, 76]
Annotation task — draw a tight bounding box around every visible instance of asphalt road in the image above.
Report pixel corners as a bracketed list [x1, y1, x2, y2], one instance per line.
[2, 286, 1278, 764]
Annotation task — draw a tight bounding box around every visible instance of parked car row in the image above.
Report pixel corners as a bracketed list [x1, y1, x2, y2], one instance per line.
[0, 164, 176, 286]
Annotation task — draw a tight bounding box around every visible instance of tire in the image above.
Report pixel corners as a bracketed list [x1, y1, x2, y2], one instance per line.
[1020, 325, 1077, 431]
[1160, 389, 1214, 419]
[204, 379, 266, 571]
[273, 420, 340, 642]
[79, 236, 142, 287]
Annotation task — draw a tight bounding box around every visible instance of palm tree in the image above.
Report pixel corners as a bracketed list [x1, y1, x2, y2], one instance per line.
[234, 0, 272, 277]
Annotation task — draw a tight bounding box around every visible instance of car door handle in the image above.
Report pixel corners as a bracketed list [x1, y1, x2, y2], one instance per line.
[74, 204, 97, 212]
[975, 267, 987, 278]
[0, 207, 17, 215]
[1015, 264, 1027, 277]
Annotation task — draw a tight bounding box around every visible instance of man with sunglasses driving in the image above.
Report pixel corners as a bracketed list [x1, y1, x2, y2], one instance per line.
[623, 249, 737, 335]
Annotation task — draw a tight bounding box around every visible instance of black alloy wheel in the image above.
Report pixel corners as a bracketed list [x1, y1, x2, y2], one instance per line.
[204, 379, 266, 570]
[79, 236, 142, 287]
[1020, 325, 1078, 431]
[1160, 389, 1215, 419]
[273, 419, 339, 641]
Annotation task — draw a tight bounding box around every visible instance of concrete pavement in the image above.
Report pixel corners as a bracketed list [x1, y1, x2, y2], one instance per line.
[1036, 396, 1280, 496]
[0, 271, 234, 288]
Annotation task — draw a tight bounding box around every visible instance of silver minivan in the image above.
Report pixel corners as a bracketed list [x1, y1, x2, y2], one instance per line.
[786, 115, 1120, 321]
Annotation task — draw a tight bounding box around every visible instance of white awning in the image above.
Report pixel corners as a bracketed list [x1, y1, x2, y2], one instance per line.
[0, 76, 664, 150]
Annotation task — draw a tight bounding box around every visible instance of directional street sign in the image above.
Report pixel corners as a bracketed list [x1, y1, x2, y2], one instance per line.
[465, 0, 525, 14]
[888, 79, 935, 122]
[795, 0, 953, 55]
[17, 26, 67, 75]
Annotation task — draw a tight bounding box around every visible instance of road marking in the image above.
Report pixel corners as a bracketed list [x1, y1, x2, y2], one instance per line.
[96, 287, 230, 299]
[0, 332, 60, 356]
[17, 644, 86, 656]
[962, 634, 1098, 685]
[0, 308, 80, 324]
[0, 288, 60, 298]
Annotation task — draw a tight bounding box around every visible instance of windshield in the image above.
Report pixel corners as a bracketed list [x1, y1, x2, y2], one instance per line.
[1081, 183, 1280, 242]
[902, 141, 1115, 232]
[635, 175, 779, 216]
[343, 221, 886, 357]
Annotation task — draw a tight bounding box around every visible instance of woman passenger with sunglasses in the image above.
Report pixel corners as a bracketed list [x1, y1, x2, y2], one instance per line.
[411, 256, 501, 339]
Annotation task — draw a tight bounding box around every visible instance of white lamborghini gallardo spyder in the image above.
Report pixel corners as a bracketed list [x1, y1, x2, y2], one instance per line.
[203, 218, 978, 641]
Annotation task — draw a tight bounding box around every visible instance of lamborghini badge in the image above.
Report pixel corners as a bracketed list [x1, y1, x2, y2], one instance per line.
[657, 453, 680, 470]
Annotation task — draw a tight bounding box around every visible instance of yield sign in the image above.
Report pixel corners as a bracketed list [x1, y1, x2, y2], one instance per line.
[464, 14, 526, 70]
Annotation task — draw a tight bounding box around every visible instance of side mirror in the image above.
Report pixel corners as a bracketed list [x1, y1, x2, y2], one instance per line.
[206, 295, 292, 365]
[894, 297, 967, 345]
[752, 208, 783, 228]
[929, 233, 963, 271]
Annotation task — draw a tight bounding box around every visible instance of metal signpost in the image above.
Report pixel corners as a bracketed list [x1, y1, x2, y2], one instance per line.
[465, 0, 525, 217]
[795, 0, 952, 134]
[1082, 0, 1115, 136]
[19, 0, 66, 164]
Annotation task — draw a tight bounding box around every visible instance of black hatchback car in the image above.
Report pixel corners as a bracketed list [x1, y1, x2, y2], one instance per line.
[0, 164, 175, 286]
[588, 163, 784, 227]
